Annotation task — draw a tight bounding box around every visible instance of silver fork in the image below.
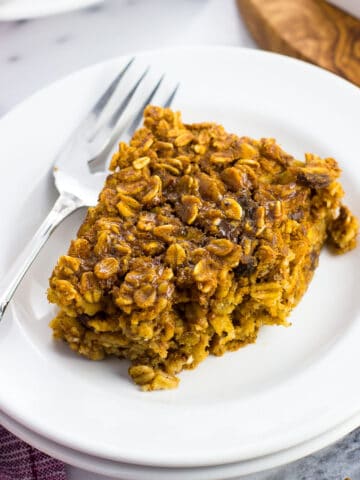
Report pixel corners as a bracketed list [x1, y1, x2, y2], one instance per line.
[0, 58, 178, 320]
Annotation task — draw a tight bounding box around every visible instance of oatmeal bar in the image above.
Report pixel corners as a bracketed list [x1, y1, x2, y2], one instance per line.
[48, 106, 358, 390]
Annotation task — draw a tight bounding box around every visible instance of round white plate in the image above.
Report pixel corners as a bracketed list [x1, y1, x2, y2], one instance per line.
[1, 409, 359, 480]
[0, 0, 103, 21]
[0, 47, 359, 468]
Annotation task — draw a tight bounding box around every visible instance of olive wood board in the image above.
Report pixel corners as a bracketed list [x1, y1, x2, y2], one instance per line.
[237, 0, 360, 87]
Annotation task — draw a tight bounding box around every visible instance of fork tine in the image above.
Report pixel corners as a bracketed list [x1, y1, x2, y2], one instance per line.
[164, 83, 180, 108]
[125, 74, 165, 137]
[88, 76, 180, 168]
[87, 67, 151, 163]
[106, 67, 150, 129]
[92, 57, 135, 115]
[124, 82, 180, 141]
[62, 57, 135, 145]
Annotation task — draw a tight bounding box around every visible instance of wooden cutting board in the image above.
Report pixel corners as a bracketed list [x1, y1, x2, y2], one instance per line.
[237, 0, 360, 87]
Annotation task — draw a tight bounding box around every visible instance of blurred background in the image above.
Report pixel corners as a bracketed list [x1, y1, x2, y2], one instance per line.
[0, 0, 254, 116]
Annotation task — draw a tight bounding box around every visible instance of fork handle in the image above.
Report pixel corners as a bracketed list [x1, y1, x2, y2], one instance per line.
[0, 192, 83, 322]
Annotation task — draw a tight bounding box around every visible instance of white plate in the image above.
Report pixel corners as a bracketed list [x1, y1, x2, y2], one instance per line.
[1, 409, 360, 480]
[0, 47, 359, 468]
[0, 0, 103, 21]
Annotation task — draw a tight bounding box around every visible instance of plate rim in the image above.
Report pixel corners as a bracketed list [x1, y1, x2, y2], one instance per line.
[1, 408, 359, 480]
[1, 45, 360, 123]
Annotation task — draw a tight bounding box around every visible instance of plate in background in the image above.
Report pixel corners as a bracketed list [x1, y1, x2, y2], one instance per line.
[1, 409, 360, 479]
[0, 0, 103, 21]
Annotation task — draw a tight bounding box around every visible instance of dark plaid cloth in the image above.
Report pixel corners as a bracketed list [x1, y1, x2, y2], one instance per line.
[0, 425, 67, 480]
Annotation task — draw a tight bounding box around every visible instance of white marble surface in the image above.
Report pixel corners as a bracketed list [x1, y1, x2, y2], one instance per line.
[0, 1, 359, 479]
[0, 0, 254, 116]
